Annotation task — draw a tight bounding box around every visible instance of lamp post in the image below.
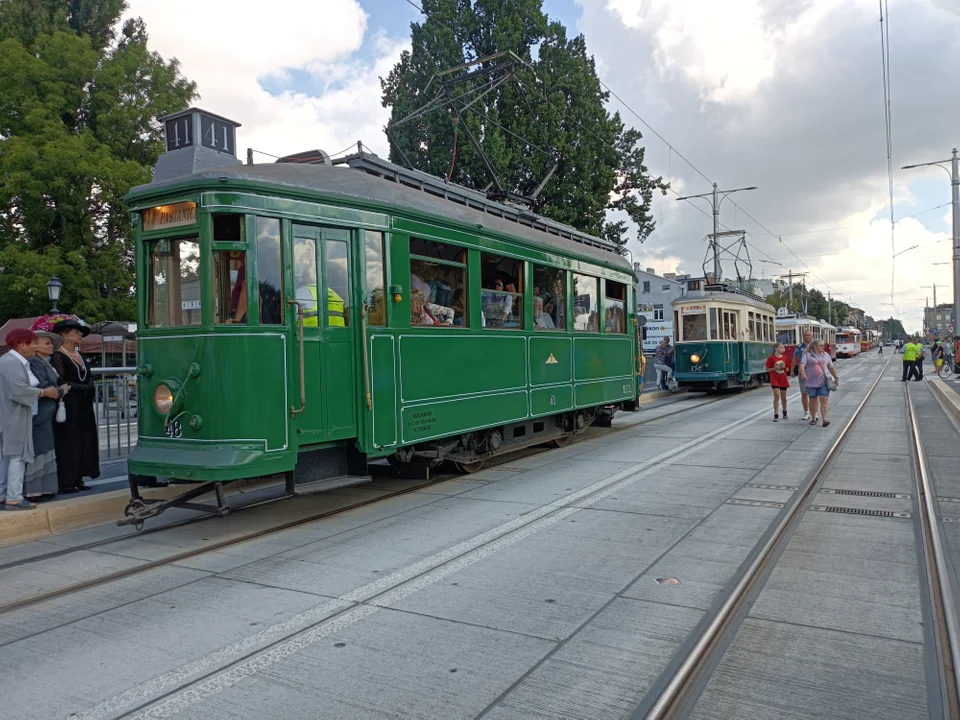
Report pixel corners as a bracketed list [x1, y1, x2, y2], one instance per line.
[902, 148, 959, 356]
[676, 183, 758, 282]
[46, 276, 63, 314]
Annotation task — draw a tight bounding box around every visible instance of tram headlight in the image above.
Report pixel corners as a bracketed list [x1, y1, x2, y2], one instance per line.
[690, 353, 701, 364]
[153, 384, 174, 414]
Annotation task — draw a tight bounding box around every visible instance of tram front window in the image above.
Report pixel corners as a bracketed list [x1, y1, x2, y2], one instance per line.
[148, 237, 201, 328]
[682, 313, 707, 340]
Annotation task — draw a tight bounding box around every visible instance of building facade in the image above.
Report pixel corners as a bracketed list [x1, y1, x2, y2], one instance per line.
[634, 266, 687, 351]
[924, 303, 954, 337]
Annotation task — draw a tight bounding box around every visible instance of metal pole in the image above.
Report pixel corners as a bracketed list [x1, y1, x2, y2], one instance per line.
[712, 184, 720, 282]
[828, 293, 832, 325]
[952, 149, 960, 345]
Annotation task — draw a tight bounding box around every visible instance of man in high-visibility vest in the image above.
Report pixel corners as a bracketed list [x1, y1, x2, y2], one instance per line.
[296, 284, 345, 327]
[902, 339, 920, 381]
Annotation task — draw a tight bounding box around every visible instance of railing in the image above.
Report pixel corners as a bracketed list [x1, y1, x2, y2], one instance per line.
[92, 367, 138, 460]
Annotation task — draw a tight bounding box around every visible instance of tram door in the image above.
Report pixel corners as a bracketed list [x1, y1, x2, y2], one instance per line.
[290, 224, 358, 444]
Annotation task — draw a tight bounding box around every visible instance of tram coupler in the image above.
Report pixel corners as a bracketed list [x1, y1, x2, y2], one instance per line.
[118, 481, 231, 528]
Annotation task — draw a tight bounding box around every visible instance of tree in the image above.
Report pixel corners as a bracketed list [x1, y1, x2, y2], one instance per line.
[0, 0, 196, 322]
[380, 0, 667, 254]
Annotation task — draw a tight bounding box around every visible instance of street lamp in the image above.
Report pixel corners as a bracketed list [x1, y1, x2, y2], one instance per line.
[902, 148, 960, 354]
[46, 276, 63, 314]
[676, 183, 758, 281]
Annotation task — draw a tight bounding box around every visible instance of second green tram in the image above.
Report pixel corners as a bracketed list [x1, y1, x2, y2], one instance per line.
[671, 284, 777, 391]
[123, 108, 639, 518]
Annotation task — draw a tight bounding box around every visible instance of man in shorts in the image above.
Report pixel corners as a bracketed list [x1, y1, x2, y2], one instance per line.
[793, 329, 814, 421]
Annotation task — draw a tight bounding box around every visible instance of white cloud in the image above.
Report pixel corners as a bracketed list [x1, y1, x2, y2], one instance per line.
[127, 0, 404, 159]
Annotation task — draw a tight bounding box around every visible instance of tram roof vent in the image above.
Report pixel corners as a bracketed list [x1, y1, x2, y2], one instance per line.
[153, 108, 242, 183]
[274, 149, 333, 166]
[332, 151, 619, 254]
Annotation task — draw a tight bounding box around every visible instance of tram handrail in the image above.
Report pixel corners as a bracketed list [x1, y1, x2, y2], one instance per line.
[286, 298, 306, 416]
[361, 301, 373, 411]
[641, 355, 893, 719]
[906, 384, 960, 706]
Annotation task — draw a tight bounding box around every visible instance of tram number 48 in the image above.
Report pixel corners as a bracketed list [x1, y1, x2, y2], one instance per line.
[549, 394, 557, 406]
[165, 420, 183, 439]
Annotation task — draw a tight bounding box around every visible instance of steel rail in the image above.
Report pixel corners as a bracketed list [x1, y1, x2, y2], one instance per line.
[906, 384, 960, 714]
[642, 355, 891, 719]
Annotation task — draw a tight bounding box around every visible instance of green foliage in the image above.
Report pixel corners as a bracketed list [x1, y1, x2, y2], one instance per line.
[877, 316, 906, 338]
[0, 0, 196, 322]
[380, 0, 667, 254]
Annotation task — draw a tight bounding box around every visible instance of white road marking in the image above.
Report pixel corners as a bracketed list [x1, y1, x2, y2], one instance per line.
[77, 361, 880, 720]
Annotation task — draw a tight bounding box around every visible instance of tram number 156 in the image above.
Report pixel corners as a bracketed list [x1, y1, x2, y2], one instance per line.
[165, 420, 183, 439]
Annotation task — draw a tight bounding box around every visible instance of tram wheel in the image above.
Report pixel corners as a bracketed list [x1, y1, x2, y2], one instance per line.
[552, 435, 572, 448]
[454, 460, 485, 474]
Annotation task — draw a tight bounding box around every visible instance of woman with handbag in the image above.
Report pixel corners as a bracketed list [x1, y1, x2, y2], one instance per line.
[24, 331, 68, 501]
[799, 339, 840, 427]
[50, 319, 100, 493]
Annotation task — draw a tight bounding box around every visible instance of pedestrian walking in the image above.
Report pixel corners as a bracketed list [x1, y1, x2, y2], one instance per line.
[766, 343, 790, 421]
[793, 329, 814, 421]
[902, 339, 919, 381]
[0, 329, 63, 510]
[800, 339, 839, 427]
[49, 319, 100, 493]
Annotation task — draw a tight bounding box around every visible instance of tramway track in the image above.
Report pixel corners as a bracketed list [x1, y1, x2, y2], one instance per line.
[0, 358, 871, 617]
[638, 355, 960, 719]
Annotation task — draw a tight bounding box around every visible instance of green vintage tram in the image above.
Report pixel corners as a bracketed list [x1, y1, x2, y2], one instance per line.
[671, 283, 777, 391]
[122, 108, 638, 519]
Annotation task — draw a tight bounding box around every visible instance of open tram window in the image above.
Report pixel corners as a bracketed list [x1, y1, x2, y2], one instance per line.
[573, 274, 599, 332]
[480, 252, 523, 329]
[748, 312, 756, 340]
[147, 237, 201, 328]
[214, 251, 247, 324]
[256, 218, 283, 325]
[410, 238, 465, 327]
[605, 280, 627, 334]
[364, 231, 386, 326]
[533, 265, 565, 330]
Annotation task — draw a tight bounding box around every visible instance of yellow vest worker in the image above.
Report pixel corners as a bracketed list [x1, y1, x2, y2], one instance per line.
[298, 286, 345, 327]
[903, 342, 917, 362]
[327, 287, 345, 327]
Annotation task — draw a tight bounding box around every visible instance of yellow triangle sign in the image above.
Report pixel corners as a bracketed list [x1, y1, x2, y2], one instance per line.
[545, 353, 559, 365]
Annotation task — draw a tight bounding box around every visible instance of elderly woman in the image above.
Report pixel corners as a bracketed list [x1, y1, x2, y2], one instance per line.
[24, 331, 66, 501]
[50, 319, 100, 493]
[0, 329, 62, 510]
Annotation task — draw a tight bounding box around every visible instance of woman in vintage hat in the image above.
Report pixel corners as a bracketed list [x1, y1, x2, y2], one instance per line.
[50, 319, 100, 493]
[23, 330, 68, 500]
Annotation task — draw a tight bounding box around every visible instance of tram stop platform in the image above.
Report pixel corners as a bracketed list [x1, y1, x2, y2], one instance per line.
[7, 351, 957, 719]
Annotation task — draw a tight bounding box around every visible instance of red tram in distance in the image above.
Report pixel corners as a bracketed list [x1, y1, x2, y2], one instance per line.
[775, 313, 837, 362]
[835, 326, 862, 357]
[860, 329, 880, 352]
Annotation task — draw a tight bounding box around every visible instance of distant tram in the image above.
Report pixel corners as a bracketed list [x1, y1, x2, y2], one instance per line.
[672, 284, 777, 391]
[835, 327, 862, 357]
[774, 312, 837, 361]
[860, 330, 880, 352]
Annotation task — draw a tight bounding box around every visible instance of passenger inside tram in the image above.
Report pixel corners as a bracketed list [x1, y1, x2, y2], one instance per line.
[682, 313, 707, 340]
[534, 296, 555, 329]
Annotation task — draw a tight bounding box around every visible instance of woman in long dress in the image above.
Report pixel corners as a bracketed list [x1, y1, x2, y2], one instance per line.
[24, 331, 66, 500]
[50, 320, 99, 493]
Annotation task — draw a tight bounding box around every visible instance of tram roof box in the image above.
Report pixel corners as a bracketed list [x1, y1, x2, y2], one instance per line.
[152, 108, 242, 183]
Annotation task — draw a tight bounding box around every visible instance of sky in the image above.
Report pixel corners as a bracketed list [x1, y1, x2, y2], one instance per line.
[125, 0, 960, 333]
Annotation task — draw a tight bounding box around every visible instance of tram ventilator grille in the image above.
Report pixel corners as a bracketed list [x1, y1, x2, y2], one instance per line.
[820, 488, 910, 499]
[811, 505, 911, 518]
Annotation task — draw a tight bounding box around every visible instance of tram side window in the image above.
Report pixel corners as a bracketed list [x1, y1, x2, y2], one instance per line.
[148, 238, 201, 328]
[748, 312, 756, 340]
[709, 308, 719, 340]
[605, 280, 627, 334]
[256, 218, 283, 324]
[573, 274, 599, 332]
[729, 312, 738, 340]
[364, 231, 386, 326]
[214, 251, 248, 324]
[533, 265, 565, 330]
[325, 239, 350, 327]
[682, 311, 707, 340]
[410, 238, 465, 327]
[481, 252, 523, 329]
[293, 236, 320, 328]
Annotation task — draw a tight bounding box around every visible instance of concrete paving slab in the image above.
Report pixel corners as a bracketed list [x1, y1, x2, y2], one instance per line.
[573, 437, 695, 463]
[0, 565, 211, 647]
[689, 618, 927, 720]
[454, 459, 637, 505]
[390, 511, 692, 639]
[670, 440, 792, 470]
[684, 503, 783, 547]
[160, 606, 556, 720]
[484, 598, 704, 720]
[1, 577, 335, 720]
[730, 486, 797, 503]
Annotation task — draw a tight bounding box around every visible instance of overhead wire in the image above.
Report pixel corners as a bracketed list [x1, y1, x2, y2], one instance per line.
[879, 0, 897, 313]
[400, 0, 847, 297]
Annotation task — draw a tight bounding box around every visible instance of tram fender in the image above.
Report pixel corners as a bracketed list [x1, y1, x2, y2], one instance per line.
[128, 444, 266, 481]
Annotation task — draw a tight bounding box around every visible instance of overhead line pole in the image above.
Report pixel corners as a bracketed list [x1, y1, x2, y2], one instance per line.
[675, 183, 758, 282]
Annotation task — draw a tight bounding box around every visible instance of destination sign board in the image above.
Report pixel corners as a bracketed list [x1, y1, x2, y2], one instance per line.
[142, 202, 197, 232]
